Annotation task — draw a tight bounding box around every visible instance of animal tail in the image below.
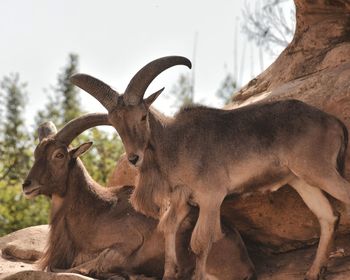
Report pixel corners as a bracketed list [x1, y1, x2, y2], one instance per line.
[336, 119, 348, 177]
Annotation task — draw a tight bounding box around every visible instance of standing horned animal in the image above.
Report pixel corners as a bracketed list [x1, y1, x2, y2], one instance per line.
[71, 56, 350, 280]
[23, 113, 256, 280]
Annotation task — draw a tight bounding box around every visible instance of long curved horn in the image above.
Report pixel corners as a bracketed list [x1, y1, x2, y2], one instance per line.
[124, 56, 192, 105]
[70, 74, 118, 112]
[38, 122, 57, 141]
[55, 113, 111, 145]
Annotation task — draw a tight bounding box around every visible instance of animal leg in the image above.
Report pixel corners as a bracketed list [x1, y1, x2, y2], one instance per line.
[61, 246, 132, 278]
[290, 161, 350, 204]
[190, 195, 225, 280]
[289, 178, 338, 280]
[158, 186, 191, 280]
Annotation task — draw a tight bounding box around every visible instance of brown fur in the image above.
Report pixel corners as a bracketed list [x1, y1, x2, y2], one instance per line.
[112, 100, 349, 280]
[107, 154, 138, 188]
[72, 60, 350, 280]
[23, 133, 256, 280]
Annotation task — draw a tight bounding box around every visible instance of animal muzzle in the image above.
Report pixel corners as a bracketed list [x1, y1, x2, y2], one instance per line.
[22, 179, 41, 198]
[22, 179, 31, 188]
[128, 154, 140, 166]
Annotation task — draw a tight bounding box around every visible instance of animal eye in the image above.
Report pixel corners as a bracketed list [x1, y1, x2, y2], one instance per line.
[141, 115, 147, 121]
[55, 152, 64, 159]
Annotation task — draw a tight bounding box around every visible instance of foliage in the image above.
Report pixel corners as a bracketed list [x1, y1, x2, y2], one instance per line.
[170, 73, 194, 109]
[0, 73, 31, 184]
[35, 53, 82, 128]
[216, 73, 237, 105]
[0, 54, 124, 236]
[34, 53, 124, 185]
[0, 182, 49, 236]
[0, 73, 49, 236]
[79, 128, 124, 185]
[242, 0, 295, 55]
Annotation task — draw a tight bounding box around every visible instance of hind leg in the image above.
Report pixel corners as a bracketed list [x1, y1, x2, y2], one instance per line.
[290, 178, 338, 280]
[290, 157, 350, 205]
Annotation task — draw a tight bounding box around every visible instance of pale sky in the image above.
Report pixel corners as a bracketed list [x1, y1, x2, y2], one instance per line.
[0, 0, 294, 128]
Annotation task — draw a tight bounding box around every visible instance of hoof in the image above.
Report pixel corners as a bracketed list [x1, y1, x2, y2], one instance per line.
[191, 273, 207, 280]
[108, 276, 126, 280]
[304, 275, 319, 280]
[304, 266, 326, 280]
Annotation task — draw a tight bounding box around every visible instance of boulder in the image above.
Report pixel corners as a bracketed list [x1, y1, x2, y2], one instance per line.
[3, 271, 95, 280]
[252, 235, 350, 280]
[0, 226, 94, 280]
[221, 0, 350, 252]
[0, 225, 47, 262]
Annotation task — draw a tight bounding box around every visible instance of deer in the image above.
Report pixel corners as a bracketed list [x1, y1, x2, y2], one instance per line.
[70, 56, 350, 280]
[22, 113, 256, 280]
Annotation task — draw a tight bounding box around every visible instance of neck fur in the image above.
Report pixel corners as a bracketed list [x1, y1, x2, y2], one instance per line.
[148, 107, 171, 146]
[42, 158, 112, 270]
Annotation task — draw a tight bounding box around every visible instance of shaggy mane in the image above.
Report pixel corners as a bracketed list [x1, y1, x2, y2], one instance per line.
[39, 209, 77, 270]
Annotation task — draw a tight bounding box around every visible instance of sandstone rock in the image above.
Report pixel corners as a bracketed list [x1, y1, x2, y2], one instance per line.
[0, 226, 95, 280]
[0, 225, 48, 262]
[220, 0, 350, 252]
[252, 235, 350, 280]
[0, 225, 48, 279]
[3, 271, 95, 280]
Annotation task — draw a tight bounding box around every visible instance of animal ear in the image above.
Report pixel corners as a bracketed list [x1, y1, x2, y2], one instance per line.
[70, 142, 93, 158]
[144, 88, 164, 108]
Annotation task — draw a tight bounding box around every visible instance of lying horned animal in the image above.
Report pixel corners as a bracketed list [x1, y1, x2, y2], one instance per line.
[22, 113, 256, 280]
[71, 56, 350, 280]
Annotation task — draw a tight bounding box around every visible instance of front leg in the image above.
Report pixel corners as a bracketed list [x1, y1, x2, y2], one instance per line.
[190, 194, 225, 280]
[158, 186, 191, 280]
[52, 245, 133, 279]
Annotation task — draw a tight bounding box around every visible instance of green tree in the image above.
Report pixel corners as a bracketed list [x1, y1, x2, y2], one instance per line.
[59, 54, 81, 123]
[35, 53, 81, 128]
[35, 53, 124, 186]
[0, 73, 30, 183]
[170, 73, 194, 109]
[82, 128, 124, 185]
[0, 73, 49, 236]
[0, 55, 125, 236]
[0, 82, 5, 171]
[216, 73, 237, 105]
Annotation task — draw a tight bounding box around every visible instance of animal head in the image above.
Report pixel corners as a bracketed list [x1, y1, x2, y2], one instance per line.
[70, 56, 191, 167]
[22, 113, 110, 198]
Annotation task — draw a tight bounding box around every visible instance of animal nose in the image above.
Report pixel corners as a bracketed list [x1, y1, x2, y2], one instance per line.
[22, 180, 31, 188]
[128, 154, 139, 165]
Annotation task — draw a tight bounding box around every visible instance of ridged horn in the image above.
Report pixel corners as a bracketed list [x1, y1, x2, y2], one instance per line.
[70, 74, 119, 112]
[124, 56, 192, 105]
[38, 122, 57, 141]
[54, 113, 111, 145]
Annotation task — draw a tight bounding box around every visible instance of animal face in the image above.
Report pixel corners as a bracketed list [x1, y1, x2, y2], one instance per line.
[23, 139, 92, 198]
[70, 56, 191, 166]
[109, 92, 160, 167]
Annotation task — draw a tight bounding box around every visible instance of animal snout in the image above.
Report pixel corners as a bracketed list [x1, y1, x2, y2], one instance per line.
[128, 154, 139, 165]
[22, 179, 32, 188]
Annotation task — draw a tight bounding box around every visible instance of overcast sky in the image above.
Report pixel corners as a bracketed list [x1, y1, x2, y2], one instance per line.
[0, 0, 293, 128]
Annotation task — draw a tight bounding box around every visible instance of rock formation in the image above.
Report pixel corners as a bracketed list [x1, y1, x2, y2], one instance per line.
[0, 225, 95, 280]
[220, 0, 350, 251]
